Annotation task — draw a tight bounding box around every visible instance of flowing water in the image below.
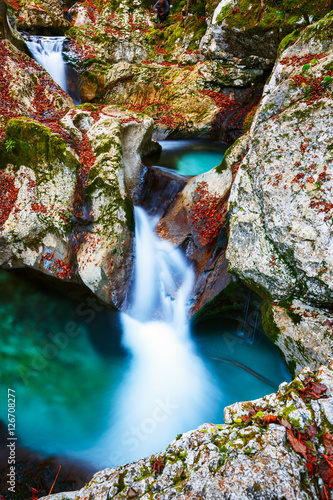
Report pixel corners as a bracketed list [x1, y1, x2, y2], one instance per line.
[0, 43, 290, 475]
[23, 35, 80, 104]
[144, 139, 228, 176]
[0, 208, 291, 472]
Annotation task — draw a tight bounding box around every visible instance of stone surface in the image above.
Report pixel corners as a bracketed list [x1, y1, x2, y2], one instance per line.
[201, 0, 332, 68]
[64, 0, 266, 138]
[226, 12, 333, 372]
[0, 105, 159, 308]
[15, 0, 70, 34]
[42, 365, 333, 500]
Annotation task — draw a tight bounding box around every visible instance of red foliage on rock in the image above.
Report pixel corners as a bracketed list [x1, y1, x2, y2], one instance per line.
[189, 181, 228, 246]
[299, 379, 328, 401]
[0, 171, 19, 227]
[287, 429, 308, 460]
[77, 134, 96, 183]
[280, 53, 326, 66]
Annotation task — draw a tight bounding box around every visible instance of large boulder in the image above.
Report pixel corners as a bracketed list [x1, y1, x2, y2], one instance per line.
[41, 364, 333, 500]
[12, 0, 70, 34]
[200, 0, 332, 68]
[0, 106, 159, 308]
[226, 12, 333, 373]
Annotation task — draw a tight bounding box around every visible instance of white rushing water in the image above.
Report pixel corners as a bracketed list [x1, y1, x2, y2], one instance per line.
[92, 207, 218, 467]
[24, 36, 68, 93]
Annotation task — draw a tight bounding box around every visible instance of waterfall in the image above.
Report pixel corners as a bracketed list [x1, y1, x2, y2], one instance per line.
[24, 36, 67, 92]
[90, 207, 218, 467]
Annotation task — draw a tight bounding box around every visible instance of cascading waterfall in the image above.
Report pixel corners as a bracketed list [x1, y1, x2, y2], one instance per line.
[24, 36, 67, 92]
[91, 207, 219, 467]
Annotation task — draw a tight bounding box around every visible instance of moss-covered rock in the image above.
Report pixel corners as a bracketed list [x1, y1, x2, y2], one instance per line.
[201, 0, 332, 69]
[12, 0, 70, 34]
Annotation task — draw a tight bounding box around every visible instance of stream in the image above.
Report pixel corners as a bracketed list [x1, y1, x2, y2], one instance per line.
[23, 35, 81, 104]
[0, 207, 290, 472]
[0, 35, 291, 486]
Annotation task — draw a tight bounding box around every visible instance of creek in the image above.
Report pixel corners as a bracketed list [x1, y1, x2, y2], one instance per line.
[144, 139, 228, 176]
[0, 37, 291, 487]
[0, 207, 290, 472]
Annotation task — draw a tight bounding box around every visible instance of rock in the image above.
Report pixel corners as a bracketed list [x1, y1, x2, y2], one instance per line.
[200, 0, 332, 68]
[226, 12, 333, 372]
[69, 3, 96, 28]
[157, 153, 234, 314]
[0, 105, 159, 308]
[41, 365, 333, 500]
[14, 0, 70, 34]
[65, 0, 266, 138]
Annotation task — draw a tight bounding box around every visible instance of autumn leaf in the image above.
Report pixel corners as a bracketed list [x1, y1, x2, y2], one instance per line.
[318, 456, 333, 488]
[280, 418, 292, 429]
[319, 484, 331, 500]
[286, 429, 308, 460]
[323, 433, 333, 455]
[261, 414, 280, 424]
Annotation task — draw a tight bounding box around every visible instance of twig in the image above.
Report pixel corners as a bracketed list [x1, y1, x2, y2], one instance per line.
[46, 465, 61, 500]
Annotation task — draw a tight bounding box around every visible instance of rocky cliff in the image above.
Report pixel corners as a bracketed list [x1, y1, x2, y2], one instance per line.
[226, 11, 333, 375]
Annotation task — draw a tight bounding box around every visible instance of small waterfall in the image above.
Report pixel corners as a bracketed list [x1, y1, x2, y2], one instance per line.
[23, 35, 80, 103]
[91, 207, 218, 467]
[24, 36, 67, 89]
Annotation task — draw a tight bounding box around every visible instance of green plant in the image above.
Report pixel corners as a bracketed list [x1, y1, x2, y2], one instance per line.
[302, 63, 310, 72]
[5, 139, 16, 152]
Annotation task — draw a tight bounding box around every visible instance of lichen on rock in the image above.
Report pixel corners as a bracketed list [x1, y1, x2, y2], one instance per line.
[41, 364, 333, 500]
[227, 12, 333, 372]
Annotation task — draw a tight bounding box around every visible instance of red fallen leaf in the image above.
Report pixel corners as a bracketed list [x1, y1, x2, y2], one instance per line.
[31, 488, 39, 494]
[302, 424, 317, 440]
[287, 429, 308, 460]
[319, 484, 331, 500]
[318, 456, 333, 487]
[323, 433, 333, 455]
[300, 381, 328, 400]
[261, 414, 280, 424]
[306, 460, 316, 476]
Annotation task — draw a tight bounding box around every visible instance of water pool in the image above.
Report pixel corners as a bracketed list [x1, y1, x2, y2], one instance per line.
[0, 268, 290, 474]
[144, 139, 228, 176]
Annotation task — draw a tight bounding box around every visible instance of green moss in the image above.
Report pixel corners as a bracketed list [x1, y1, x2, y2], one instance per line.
[0, 118, 79, 175]
[261, 301, 281, 342]
[113, 471, 127, 493]
[278, 299, 302, 325]
[277, 29, 301, 57]
[215, 136, 243, 174]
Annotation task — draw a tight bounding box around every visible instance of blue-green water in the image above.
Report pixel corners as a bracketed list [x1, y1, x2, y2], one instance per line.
[144, 140, 228, 176]
[0, 269, 290, 471]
